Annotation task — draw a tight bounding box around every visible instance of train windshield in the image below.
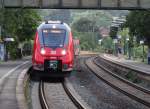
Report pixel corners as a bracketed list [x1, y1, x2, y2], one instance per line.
[42, 29, 66, 47]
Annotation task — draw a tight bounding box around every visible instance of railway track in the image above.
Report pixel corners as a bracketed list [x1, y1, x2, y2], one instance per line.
[94, 57, 150, 94]
[99, 54, 150, 78]
[39, 78, 90, 109]
[86, 57, 150, 108]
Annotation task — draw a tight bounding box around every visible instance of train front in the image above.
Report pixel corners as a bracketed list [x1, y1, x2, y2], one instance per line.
[32, 21, 74, 74]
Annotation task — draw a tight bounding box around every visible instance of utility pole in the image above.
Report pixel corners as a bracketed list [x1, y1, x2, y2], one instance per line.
[140, 40, 144, 62]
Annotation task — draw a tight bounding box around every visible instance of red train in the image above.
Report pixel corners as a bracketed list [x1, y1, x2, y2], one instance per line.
[32, 21, 74, 75]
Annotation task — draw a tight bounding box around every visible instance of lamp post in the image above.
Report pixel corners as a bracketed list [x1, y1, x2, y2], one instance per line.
[140, 40, 144, 62]
[113, 38, 118, 56]
[126, 38, 130, 59]
[133, 36, 136, 59]
[98, 39, 102, 45]
[117, 35, 122, 55]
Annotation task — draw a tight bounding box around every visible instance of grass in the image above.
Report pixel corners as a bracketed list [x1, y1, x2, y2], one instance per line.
[24, 75, 32, 109]
[0, 60, 3, 64]
[125, 71, 142, 84]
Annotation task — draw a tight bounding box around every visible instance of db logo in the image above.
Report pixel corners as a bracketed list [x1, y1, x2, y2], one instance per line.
[51, 50, 56, 54]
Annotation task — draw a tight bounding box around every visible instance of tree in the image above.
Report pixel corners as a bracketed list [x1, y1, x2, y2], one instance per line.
[118, 28, 129, 55]
[1, 9, 41, 59]
[109, 26, 118, 39]
[102, 37, 113, 53]
[43, 9, 71, 24]
[3, 9, 41, 42]
[125, 11, 150, 63]
[72, 17, 98, 32]
[71, 10, 112, 28]
[73, 31, 99, 50]
[72, 17, 99, 51]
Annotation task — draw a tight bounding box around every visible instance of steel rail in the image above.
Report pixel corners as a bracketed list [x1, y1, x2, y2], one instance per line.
[39, 80, 49, 109]
[85, 57, 150, 108]
[63, 78, 91, 109]
[94, 57, 150, 95]
[39, 79, 90, 109]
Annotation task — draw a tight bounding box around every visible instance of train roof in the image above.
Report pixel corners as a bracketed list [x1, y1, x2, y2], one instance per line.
[37, 21, 71, 31]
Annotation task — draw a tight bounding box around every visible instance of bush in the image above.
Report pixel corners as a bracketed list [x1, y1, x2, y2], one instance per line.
[133, 45, 147, 59]
[22, 41, 33, 56]
[73, 31, 99, 51]
[101, 37, 114, 54]
[7, 42, 19, 59]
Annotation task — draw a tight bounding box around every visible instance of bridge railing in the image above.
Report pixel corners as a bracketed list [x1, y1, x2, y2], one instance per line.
[0, 0, 150, 9]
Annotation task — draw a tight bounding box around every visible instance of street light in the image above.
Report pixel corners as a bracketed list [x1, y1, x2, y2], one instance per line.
[140, 40, 144, 62]
[117, 35, 122, 55]
[98, 39, 102, 45]
[118, 35, 122, 39]
[113, 38, 118, 56]
[126, 38, 131, 59]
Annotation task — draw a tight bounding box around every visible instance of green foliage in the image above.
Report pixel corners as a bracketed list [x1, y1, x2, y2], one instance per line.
[109, 26, 118, 39]
[39, 9, 71, 24]
[72, 17, 97, 32]
[71, 10, 113, 52]
[125, 71, 141, 83]
[118, 28, 129, 45]
[22, 40, 33, 56]
[125, 11, 150, 47]
[1, 9, 41, 59]
[3, 9, 41, 42]
[101, 37, 114, 53]
[133, 46, 148, 59]
[7, 42, 18, 59]
[71, 10, 112, 28]
[73, 31, 99, 50]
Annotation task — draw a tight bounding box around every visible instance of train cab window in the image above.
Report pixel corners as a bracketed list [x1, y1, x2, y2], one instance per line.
[42, 29, 66, 47]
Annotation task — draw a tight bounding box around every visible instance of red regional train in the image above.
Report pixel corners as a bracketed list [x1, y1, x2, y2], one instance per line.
[32, 21, 74, 76]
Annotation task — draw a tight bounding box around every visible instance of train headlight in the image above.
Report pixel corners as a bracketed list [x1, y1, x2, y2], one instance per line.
[40, 48, 46, 55]
[61, 49, 66, 55]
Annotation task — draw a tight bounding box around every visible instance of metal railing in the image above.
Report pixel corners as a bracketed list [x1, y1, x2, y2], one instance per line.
[1, 0, 150, 9]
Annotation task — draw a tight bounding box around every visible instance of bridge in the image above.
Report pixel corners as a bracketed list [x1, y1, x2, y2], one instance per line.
[0, 0, 150, 9]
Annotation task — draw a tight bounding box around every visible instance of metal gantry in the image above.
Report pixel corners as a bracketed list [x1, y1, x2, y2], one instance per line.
[0, 0, 150, 9]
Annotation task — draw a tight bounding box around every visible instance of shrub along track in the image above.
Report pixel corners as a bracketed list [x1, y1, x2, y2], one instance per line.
[86, 57, 150, 108]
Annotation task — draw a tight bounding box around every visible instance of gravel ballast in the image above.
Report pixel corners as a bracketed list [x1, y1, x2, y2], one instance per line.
[68, 56, 149, 109]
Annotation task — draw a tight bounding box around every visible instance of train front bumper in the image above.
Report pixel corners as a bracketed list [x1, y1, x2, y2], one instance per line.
[33, 59, 73, 72]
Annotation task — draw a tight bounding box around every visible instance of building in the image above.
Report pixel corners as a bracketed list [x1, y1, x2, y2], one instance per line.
[99, 27, 110, 38]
